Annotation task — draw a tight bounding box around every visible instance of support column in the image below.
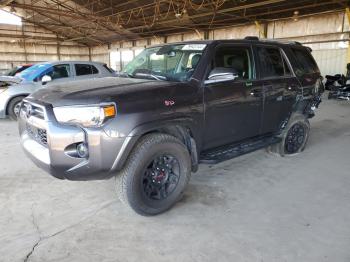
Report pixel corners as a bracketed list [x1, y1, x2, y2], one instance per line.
[57, 35, 61, 60]
[346, 8, 350, 66]
[255, 20, 267, 39]
[21, 24, 28, 63]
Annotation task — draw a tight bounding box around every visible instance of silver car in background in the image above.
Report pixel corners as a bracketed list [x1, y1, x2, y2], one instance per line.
[0, 61, 116, 120]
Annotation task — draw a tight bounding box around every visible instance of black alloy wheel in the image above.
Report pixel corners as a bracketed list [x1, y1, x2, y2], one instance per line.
[284, 123, 306, 154]
[115, 133, 191, 216]
[142, 154, 180, 201]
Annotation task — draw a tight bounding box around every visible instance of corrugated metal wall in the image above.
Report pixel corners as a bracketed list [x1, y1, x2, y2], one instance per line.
[312, 49, 347, 76]
[0, 24, 90, 73]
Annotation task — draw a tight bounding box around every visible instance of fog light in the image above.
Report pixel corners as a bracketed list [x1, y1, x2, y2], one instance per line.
[76, 143, 88, 158]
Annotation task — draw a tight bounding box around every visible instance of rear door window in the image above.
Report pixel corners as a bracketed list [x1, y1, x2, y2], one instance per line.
[291, 48, 319, 74]
[75, 64, 99, 76]
[257, 46, 286, 78]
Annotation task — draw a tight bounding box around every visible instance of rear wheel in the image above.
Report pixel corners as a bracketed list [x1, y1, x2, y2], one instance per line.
[268, 114, 310, 156]
[8, 96, 25, 120]
[115, 133, 191, 216]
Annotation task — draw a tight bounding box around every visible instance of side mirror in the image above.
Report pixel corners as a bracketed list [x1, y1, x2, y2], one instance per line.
[41, 75, 52, 85]
[205, 67, 238, 84]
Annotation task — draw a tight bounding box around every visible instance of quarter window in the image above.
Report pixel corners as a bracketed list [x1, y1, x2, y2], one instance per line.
[291, 48, 318, 74]
[75, 64, 99, 76]
[103, 64, 114, 73]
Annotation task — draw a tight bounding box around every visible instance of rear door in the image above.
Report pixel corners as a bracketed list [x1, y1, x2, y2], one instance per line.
[203, 43, 263, 149]
[255, 45, 299, 135]
[288, 47, 322, 96]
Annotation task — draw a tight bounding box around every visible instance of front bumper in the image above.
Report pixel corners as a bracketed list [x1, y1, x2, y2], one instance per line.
[0, 91, 7, 118]
[18, 99, 129, 180]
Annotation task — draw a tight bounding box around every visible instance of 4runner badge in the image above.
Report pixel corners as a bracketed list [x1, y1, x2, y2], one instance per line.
[164, 100, 175, 106]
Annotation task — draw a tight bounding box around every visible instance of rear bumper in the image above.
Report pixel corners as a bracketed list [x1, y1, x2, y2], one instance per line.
[18, 99, 130, 181]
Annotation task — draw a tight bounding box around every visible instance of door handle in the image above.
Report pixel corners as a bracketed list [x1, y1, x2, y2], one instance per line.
[250, 88, 262, 97]
[287, 84, 298, 91]
[245, 81, 253, 87]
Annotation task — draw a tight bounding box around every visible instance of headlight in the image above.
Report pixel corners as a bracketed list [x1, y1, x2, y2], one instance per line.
[53, 104, 116, 127]
[0, 87, 8, 94]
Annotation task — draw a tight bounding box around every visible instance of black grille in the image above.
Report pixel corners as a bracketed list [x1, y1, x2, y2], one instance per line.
[26, 124, 47, 146]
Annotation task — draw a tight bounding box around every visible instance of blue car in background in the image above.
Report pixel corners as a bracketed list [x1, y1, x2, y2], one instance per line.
[0, 61, 116, 120]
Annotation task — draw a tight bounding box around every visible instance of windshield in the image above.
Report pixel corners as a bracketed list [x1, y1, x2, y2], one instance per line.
[4, 67, 18, 76]
[18, 63, 51, 81]
[122, 43, 207, 82]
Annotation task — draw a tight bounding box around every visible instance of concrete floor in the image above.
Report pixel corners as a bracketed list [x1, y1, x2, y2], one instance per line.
[0, 98, 350, 262]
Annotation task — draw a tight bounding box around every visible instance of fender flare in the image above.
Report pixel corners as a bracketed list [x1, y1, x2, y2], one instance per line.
[111, 117, 201, 172]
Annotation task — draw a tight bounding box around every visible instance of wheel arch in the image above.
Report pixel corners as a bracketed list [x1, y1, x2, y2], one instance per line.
[5, 94, 29, 115]
[112, 119, 200, 173]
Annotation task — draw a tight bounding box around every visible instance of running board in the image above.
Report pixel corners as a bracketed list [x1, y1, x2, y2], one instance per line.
[199, 136, 281, 164]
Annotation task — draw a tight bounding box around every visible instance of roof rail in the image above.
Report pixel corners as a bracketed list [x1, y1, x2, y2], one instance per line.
[258, 38, 303, 46]
[245, 36, 259, 41]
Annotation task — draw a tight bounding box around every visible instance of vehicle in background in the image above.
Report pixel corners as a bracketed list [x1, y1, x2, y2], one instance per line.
[325, 64, 350, 100]
[326, 74, 350, 100]
[0, 61, 116, 120]
[19, 38, 323, 216]
[1, 64, 33, 76]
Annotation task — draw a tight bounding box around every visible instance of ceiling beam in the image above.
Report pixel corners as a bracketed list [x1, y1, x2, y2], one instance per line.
[119, 0, 287, 31]
[0, 32, 64, 41]
[130, 2, 345, 35]
[0, 0, 15, 8]
[47, 0, 137, 39]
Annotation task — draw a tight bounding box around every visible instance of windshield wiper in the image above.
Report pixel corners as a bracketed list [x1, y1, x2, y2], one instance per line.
[118, 72, 134, 78]
[133, 72, 166, 81]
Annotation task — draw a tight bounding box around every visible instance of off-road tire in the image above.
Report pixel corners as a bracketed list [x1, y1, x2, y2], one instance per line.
[115, 133, 191, 216]
[8, 96, 25, 120]
[268, 113, 310, 157]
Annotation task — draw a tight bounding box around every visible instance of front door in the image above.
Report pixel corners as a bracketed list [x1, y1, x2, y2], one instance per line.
[203, 44, 263, 150]
[36, 63, 73, 86]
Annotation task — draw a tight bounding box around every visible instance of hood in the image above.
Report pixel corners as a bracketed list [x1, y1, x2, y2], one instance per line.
[30, 77, 177, 107]
[0, 75, 22, 84]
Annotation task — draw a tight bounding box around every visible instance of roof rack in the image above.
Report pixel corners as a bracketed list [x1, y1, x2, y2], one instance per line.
[258, 38, 303, 46]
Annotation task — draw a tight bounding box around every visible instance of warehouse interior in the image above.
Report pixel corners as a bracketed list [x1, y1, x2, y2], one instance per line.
[1, 1, 350, 262]
[0, 0, 349, 75]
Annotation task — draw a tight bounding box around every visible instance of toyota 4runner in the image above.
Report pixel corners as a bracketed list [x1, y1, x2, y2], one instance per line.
[19, 38, 323, 216]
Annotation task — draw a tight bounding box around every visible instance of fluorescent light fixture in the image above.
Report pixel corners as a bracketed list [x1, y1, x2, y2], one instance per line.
[0, 9, 22, 26]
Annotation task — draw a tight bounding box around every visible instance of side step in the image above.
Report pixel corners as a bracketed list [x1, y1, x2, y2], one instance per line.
[199, 136, 281, 164]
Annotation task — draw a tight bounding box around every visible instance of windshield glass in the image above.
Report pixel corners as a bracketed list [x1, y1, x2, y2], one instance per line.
[18, 63, 51, 81]
[4, 67, 18, 76]
[122, 43, 207, 82]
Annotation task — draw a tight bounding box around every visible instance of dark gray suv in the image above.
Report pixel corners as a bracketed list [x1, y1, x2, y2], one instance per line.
[19, 38, 323, 216]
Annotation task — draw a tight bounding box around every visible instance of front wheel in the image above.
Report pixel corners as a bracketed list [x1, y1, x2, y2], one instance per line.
[268, 114, 310, 156]
[8, 96, 26, 120]
[115, 133, 191, 216]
